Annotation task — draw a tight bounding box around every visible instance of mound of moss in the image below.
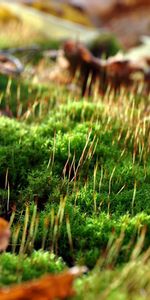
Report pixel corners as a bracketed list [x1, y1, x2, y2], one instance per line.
[75, 255, 150, 300]
[0, 74, 150, 268]
[0, 250, 65, 287]
[0, 100, 149, 212]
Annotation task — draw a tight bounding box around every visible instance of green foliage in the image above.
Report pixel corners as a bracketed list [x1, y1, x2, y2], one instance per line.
[0, 74, 150, 275]
[9, 199, 150, 267]
[0, 75, 50, 117]
[0, 117, 49, 200]
[0, 8, 150, 300]
[88, 34, 121, 58]
[74, 246, 150, 300]
[0, 250, 65, 287]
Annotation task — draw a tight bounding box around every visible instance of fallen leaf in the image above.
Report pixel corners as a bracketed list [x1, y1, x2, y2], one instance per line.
[0, 218, 10, 251]
[0, 266, 87, 300]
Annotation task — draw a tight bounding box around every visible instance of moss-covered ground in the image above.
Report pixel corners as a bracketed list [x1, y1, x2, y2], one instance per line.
[0, 33, 150, 298]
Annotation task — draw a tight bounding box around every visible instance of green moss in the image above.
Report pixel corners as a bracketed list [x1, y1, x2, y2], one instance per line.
[0, 75, 51, 117]
[0, 78, 150, 270]
[1, 12, 150, 299]
[0, 250, 65, 287]
[88, 34, 121, 58]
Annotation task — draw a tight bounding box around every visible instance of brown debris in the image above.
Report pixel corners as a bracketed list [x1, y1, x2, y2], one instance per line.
[104, 55, 145, 91]
[0, 217, 87, 300]
[63, 40, 103, 96]
[0, 266, 87, 300]
[0, 218, 10, 251]
[63, 40, 150, 96]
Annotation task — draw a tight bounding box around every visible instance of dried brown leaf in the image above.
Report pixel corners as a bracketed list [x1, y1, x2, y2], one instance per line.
[0, 266, 86, 300]
[0, 218, 10, 251]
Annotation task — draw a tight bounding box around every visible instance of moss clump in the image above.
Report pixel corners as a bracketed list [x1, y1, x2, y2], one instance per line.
[0, 250, 65, 287]
[75, 254, 150, 300]
[0, 77, 150, 268]
[88, 34, 121, 58]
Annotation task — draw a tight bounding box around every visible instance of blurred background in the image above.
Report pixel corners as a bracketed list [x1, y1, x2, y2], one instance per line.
[0, 0, 149, 93]
[0, 0, 150, 48]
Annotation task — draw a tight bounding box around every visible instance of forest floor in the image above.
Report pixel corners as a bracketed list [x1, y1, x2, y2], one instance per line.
[0, 3, 150, 299]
